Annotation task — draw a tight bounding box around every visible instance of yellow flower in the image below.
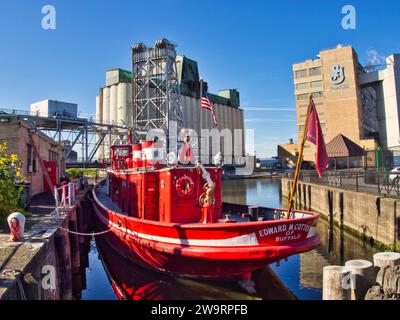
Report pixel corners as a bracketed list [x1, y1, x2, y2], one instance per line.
[0, 142, 7, 152]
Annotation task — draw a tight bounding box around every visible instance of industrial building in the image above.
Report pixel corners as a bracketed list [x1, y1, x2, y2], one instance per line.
[359, 54, 400, 150]
[31, 100, 78, 119]
[0, 118, 65, 196]
[95, 40, 245, 164]
[278, 46, 400, 167]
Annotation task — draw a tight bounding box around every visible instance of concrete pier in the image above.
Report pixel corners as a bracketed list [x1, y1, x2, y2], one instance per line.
[281, 178, 400, 245]
[0, 188, 92, 300]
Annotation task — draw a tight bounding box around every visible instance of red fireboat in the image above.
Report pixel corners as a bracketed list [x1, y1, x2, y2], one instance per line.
[92, 137, 320, 280]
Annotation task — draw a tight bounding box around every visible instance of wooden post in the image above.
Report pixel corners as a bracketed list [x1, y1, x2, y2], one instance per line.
[322, 266, 351, 300]
[55, 229, 72, 300]
[373, 252, 400, 269]
[344, 259, 374, 300]
[374, 252, 400, 285]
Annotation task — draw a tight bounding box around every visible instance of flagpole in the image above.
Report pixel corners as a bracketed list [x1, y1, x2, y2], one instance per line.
[199, 79, 203, 162]
[286, 95, 313, 219]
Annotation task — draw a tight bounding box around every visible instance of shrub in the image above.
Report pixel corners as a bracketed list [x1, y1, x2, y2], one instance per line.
[66, 168, 83, 179]
[0, 142, 24, 223]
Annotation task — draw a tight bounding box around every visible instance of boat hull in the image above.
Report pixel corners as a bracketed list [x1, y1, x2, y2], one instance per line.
[92, 188, 321, 280]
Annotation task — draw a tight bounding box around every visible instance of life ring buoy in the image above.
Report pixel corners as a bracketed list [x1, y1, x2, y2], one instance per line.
[175, 175, 194, 196]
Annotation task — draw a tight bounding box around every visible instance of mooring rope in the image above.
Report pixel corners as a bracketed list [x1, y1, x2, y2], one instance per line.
[2, 269, 27, 300]
[57, 226, 113, 237]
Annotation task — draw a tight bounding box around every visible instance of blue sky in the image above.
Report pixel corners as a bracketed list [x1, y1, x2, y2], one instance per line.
[0, 0, 399, 157]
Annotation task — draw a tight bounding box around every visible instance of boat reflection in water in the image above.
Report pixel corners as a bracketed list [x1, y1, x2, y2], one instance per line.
[95, 236, 296, 300]
[96, 236, 255, 300]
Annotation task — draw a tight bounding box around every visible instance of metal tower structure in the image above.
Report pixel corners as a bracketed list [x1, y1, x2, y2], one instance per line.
[132, 39, 184, 135]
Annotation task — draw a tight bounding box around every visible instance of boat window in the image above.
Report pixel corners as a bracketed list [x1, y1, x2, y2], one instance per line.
[114, 148, 129, 156]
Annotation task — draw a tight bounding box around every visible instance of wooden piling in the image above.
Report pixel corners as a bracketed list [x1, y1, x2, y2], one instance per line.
[322, 266, 351, 300]
[373, 252, 400, 269]
[382, 265, 400, 293]
[344, 259, 374, 300]
[55, 229, 73, 300]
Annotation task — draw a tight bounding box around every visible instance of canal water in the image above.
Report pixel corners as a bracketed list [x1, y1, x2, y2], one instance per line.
[81, 178, 378, 300]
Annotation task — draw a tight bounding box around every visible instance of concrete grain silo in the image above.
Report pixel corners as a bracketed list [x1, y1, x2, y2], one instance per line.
[117, 82, 129, 126]
[102, 86, 110, 125]
[110, 85, 118, 125]
[95, 94, 104, 159]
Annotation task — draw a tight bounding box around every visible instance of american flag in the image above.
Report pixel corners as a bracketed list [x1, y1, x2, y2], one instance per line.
[201, 83, 218, 127]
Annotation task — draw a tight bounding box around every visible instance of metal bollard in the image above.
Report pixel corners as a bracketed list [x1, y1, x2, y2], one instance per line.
[7, 212, 26, 241]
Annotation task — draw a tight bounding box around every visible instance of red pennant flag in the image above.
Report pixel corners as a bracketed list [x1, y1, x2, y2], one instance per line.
[306, 99, 329, 177]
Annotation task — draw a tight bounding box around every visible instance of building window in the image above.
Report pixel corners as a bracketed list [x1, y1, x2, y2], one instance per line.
[27, 144, 31, 172]
[310, 67, 322, 76]
[296, 82, 308, 90]
[312, 91, 324, 98]
[26, 144, 36, 173]
[295, 69, 308, 79]
[298, 104, 308, 108]
[299, 124, 304, 131]
[33, 153, 36, 173]
[296, 94, 309, 100]
[310, 80, 323, 88]
[320, 123, 326, 130]
[49, 149, 58, 162]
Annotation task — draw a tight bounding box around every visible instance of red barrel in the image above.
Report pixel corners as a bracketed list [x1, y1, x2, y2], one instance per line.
[132, 143, 142, 168]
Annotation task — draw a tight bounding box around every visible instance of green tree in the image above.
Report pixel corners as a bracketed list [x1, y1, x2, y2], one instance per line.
[0, 142, 23, 223]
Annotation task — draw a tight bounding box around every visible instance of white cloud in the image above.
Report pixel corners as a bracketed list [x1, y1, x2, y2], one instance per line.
[366, 48, 386, 66]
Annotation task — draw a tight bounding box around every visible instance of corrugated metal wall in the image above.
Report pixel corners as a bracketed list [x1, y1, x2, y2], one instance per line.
[96, 83, 245, 163]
